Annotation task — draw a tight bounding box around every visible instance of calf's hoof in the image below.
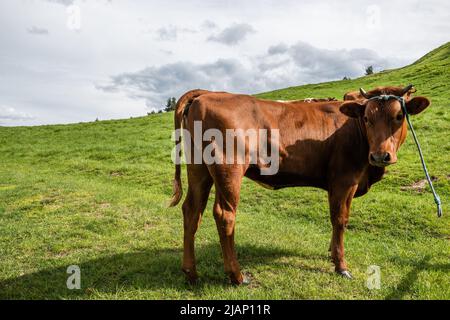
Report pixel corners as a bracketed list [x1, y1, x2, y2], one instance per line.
[336, 270, 353, 279]
[242, 274, 251, 285]
[229, 273, 251, 285]
[182, 268, 198, 285]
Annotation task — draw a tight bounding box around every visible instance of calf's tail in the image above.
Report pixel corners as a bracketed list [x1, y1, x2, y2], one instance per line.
[169, 89, 210, 207]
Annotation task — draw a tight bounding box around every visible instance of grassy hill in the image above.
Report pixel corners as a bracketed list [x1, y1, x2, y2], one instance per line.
[0, 43, 449, 300]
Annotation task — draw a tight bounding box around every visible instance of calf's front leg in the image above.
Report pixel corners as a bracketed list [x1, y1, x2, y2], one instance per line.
[328, 184, 358, 279]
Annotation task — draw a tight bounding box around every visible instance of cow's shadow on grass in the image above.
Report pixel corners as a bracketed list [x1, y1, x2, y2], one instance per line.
[0, 243, 328, 299]
[384, 255, 450, 300]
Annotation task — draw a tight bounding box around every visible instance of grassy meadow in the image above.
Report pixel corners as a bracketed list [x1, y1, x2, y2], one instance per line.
[0, 43, 449, 300]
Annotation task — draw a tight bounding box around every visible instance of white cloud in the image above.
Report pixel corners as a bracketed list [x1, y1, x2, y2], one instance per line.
[97, 59, 252, 109]
[154, 25, 197, 41]
[45, 0, 75, 6]
[97, 42, 401, 109]
[201, 20, 218, 30]
[27, 26, 49, 35]
[207, 23, 256, 45]
[44, 0, 112, 6]
[156, 25, 178, 41]
[0, 106, 35, 122]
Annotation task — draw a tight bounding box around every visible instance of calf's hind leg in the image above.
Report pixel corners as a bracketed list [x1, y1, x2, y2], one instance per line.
[210, 166, 249, 285]
[182, 165, 213, 284]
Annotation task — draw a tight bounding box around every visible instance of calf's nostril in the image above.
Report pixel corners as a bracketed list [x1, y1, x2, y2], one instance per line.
[370, 152, 391, 163]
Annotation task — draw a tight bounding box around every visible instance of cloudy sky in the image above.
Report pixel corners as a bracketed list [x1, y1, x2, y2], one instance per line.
[0, 0, 448, 126]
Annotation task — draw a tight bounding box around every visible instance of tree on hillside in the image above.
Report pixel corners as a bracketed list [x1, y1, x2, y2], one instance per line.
[164, 97, 177, 112]
[365, 65, 374, 75]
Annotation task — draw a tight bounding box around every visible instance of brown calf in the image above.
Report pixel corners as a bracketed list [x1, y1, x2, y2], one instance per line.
[170, 86, 430, 284]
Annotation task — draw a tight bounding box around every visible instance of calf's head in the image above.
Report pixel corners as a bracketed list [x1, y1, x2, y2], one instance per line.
[340, 85, 430, 167]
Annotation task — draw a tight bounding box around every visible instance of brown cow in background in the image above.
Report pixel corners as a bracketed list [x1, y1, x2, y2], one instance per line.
[344, 85, 417, 101]
[169, 85, 430, 285]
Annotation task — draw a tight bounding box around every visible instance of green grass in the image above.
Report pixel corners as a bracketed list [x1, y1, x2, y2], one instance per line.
[0, 43, 449, 300]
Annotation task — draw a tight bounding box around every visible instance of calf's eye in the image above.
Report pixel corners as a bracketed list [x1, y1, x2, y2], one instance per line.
[396, 113, 403, 121]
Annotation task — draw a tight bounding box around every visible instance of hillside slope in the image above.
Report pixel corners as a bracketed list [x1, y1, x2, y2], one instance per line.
[0, 43, 448, 300]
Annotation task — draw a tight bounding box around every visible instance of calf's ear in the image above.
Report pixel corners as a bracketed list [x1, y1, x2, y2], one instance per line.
[406, 96, 430, 115]
[339, 102, 366, 118]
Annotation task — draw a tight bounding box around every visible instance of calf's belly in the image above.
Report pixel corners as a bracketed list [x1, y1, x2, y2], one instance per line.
[244, 165, 327, 190]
